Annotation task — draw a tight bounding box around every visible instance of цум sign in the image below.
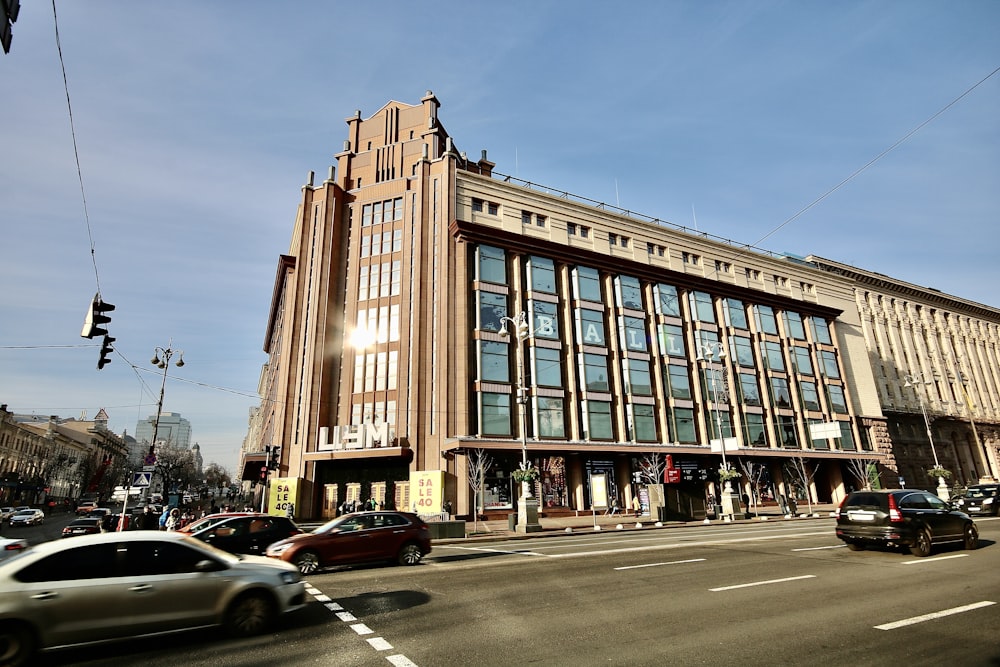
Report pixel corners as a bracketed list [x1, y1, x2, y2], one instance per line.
[317, 422, 394, 451]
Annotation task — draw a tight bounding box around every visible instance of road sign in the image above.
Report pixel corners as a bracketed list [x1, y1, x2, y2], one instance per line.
[132, 472, 152, 487]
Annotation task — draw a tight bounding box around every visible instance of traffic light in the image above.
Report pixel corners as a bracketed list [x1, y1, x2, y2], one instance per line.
[1, 0, 19, 55]
[81, 293, 115, 339]
[259, 466, 268, 481]
[269, 446, 281, 470]
[97, 335, 115, 370]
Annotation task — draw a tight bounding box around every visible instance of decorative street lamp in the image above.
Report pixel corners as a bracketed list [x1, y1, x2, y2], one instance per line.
[903, 372, 950, 499]
[148, 342, 184, 500]
[498, 311, 541, 533]
[696, 341, 739, 521]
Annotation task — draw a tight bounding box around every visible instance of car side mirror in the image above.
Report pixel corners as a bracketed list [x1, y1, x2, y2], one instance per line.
[194, 559, 225, 572]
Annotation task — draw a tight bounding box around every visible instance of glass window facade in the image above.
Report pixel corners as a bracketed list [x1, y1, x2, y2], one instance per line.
[666, 364, 692, 399]
[627, 359, 652, 396]
[537, 397, 565, 438]
[755, 305, 778, 334]
[575, 266, 602, 302]
[481, 393, 511, 436]
[690, 291, 716, 323]
[622, 316, 648, 352]
[578, 309, 606, 346]
[533, 347, 563, 387]
[480, 341, 509, 383]
[586, 401, 614, 440]
[479, 292, 507, 332]
[658, 324, 685, 357]
[582, 354, 610, 392]
[618, 275, 643, 310]
[478, 245, 506, 284]
[632, 404, 657, 442]
[657, 284, 681, 317]
[764, 342, 785, 371]
[726, 299, 748, 329]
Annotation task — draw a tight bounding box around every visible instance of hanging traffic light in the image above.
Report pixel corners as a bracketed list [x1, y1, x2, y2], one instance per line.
[97, 335, 115, 370]
[268, 446, 281, 470]
[81, 293, 115, 339]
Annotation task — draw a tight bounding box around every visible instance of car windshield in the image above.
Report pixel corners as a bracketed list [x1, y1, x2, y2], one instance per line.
[312, 515, 367, 535]
[964, 488, 995, 499]
[13, 511, 34, 517]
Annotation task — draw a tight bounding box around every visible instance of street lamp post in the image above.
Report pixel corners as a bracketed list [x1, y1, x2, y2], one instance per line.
[903, 372, 949, 500]
[697, 341, 738, 521]
[149, 343, 184, 501]
[498, 311, 541, 533]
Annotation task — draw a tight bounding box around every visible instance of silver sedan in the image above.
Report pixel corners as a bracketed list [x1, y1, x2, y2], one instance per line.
[0, 531, 307, 665]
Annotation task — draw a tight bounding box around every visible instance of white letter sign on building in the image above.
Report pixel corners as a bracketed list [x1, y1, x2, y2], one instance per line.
[318, 421, 394, 452]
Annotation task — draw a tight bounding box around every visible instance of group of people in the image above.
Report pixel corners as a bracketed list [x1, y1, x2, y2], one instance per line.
[134, 505, 215, 531]
[337, 498, 379, 515]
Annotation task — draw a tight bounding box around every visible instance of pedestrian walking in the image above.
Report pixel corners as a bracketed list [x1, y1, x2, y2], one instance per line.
[165, 508, 181, 531]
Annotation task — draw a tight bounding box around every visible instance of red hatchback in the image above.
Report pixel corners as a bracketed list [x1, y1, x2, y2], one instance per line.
[266, 511, 431, 574]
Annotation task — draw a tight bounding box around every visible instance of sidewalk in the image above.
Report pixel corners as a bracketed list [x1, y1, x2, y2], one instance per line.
[437, 503, 839, 543]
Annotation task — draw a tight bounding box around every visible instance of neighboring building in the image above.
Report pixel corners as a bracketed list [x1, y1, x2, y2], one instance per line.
[1, 405, 129, 504]
[809, 256, 1000, 488]
[242, 92, 906, 521]
[135, 411, 192, 450]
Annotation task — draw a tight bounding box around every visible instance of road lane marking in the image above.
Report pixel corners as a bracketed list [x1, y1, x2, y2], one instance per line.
[440, 546, 545, 556]
[875, 601, 995, 630]
[902, 553, 968, 565]
[615, 558, 706, 570]
[350, 623, 373, 635]
[368, 637, 394, 651]
[387, 656, 419, 667]
[792, 544, 846, 551]
[710, 574, 816, 592]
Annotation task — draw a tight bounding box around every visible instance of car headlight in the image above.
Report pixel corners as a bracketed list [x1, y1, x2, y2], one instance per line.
[267, 543, 291, 556]
[983, 497, 994, 505]
[279, 570, 301, 585]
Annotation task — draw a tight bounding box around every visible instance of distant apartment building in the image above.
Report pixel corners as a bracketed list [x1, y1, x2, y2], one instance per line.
[135, 412, 192, 451]
[242, 92, 995, 521]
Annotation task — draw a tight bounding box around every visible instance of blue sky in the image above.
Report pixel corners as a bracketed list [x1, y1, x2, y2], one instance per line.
[2, 1, 997, 470]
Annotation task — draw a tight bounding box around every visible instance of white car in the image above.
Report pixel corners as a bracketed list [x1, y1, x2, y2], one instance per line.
[0, 536, 27, 561]
[0, 508, 15, 523]
[0, 531, 306, 665]
[7, 510, 44, 527]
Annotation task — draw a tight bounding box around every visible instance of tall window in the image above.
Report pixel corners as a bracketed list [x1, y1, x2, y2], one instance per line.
[531, 301, 560, 341]
[582, 354, 610, 392]
[771, 378, 792, 408]
[658, 324, 685, 357]
[738, 374, 761, 406]
[800, 381, 820, 411]
[725, 299, 748, 329]
[793, 347, 814, 376]
[618, 275, 643, 310]
[626, 359, 652, 396]
[827, 385, 848, 413]
[666, 364, 692, 399]
[784, 312, 806, 340]
[533, 347, 563, 387]
[673, 408, 697, 443]
[744, 413, 767, 447]
[574, 266, 602, 302]
[689, 291, 715, 323]
[776, 416, 798, 448]
[481, 393, 511, 436]
[480, 341, 510, 383]
[537, 398, 565, 438]
[763, 342, 785, 372]
[578, 309, 606, 346]
[656, 284, 681, 316]
[479, 292, 507, 332]
[631, 404, 657, 441]
[478, 245, 506, 284]
[529, 256, 556, 294]
[755, 305, 779, 335]
[819, 351, 841, 378]
[622, 316, 648, 352]
[586, 401, 614, 440]
[731, 336, 754, 368]
[810, 318, 833, 345]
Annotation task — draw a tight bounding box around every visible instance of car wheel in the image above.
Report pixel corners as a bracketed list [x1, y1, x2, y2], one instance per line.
[224, 592, 275, 638]
[909, 528, 933, 557]
[397, 542, 423, 566]
[963, 523, 979, 550]
[294, 551, 321, 575]
[0, 622, 37, 667]
[845, 541, 865, 551]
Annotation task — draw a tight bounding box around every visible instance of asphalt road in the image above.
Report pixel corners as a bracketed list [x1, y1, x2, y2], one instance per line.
[20, 515, 1000, 667]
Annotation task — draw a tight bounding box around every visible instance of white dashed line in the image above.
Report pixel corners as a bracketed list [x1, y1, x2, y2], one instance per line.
[614, 558, 706, 570]
[368, 637, 394, 651]
[350, 623, 373, 635]
[902, 553, 969, 565]
[307, 587, 419, 666]
[335, 611, 357, 622]
[386, 655, 419, 667]
[709, 574, 816, 592]
[875, 601, 995, 630]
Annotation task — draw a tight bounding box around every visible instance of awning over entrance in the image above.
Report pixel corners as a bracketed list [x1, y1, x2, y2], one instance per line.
[239, 453, 267, 481]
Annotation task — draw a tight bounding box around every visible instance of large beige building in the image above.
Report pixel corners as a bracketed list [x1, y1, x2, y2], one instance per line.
[241, 93, 993, 521]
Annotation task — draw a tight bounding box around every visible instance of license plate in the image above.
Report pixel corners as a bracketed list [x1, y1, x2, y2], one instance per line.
[848, 511, 876, 522]
[968, 506, 981, 512]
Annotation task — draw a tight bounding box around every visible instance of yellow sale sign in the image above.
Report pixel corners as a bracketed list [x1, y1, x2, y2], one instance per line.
[268, 477, 298, 516]
[409, 470, 444, 513]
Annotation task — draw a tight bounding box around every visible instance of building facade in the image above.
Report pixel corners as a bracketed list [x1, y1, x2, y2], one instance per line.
[134, 411, 192, 450]
[242, 93, 919, 521]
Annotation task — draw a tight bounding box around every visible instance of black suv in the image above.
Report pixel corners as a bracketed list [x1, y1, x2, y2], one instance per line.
[951, 484, 1000, 517]
[835, 489, 978, 557]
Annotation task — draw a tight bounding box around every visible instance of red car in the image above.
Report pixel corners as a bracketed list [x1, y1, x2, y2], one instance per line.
[266, 511, 431, 574]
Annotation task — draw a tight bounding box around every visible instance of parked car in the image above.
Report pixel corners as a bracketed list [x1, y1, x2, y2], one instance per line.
[61, 518, 104, 538]
[8, 510, 45, 528]
[0, 531, 307, 666]
[75, 501, 98, 516]
[190, 515, 302, 556]
[179, 512, 257, 535]
[0, 508, 16, 523]
[951, 484, 1000, 517]
[835, 489, 978, 557]
[0, 536, 28, 561]
[265, 511, 431, 574]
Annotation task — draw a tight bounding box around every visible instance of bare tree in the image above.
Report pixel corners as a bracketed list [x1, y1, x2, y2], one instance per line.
[846, 458, 879, 491]
[154, 444, 197, 505]
[638, 453, 666, 484]
[782, 456, 819, 515]
[466, 449, 493, 533]
[738, 459, 768, 517]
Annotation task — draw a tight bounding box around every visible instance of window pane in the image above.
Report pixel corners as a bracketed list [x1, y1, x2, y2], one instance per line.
[673, 408, 696, 443]
[800, 381, 820, 411]
[627, 359, 652, 396]
[479, 245, 506, 284]
[738, 374, 760, 406]
[479, 292, 507, 332]
[534, 348, 563, 387]
[578, 309, 606, 347]
[530, 256, 556, 294]
[658, 324, 685, 357]
[776, 416, 798, 448]
[622, 316, 647, 352]
[771, 377, 791, 408]
[726, 299, 748, 329]
[827, 385, 848, 413]
[667, 364, 691, 399]
[837, 422, 856, 450]
[632, 404, 657, 441]
[537, 397, 565, 438]
[820, 351, 841, 378]
[755, 305, 778, 334]
[657, 284, 680, 316]
[764, 342, 785, 371]
[618, 275, 642, 310]
[480, 341, 509, 382]
[689, 291, 715, 323]
[481, 393, 511, 435]
[583, 354, 610, 392]
[811, 318, 832, 345]
[587, 401, 614, 440]
[744, 413, 767, 447]
[731, 336, 754, 368]
[532, 301, 559, 341]
[793, 347, 814, 376]
[784, 312, 806, 339]
[575, 266, 602, 302]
